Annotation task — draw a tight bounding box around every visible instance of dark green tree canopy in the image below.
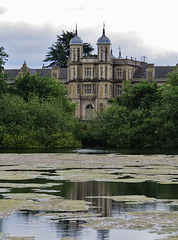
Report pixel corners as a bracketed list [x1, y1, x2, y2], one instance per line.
[0, 46, 9, 72]
[43, 31, 94, 68]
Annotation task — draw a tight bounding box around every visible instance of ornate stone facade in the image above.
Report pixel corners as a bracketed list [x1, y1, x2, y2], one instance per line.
[66, 27, 175, 120]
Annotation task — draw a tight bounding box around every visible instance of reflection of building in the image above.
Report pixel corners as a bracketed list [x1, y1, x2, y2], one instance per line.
[4, 26, 176, 120]
[66, 181, 112, 217]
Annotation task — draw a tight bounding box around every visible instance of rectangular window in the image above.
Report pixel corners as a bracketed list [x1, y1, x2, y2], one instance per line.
[105, 66, 107, 79]
[100, 67, 103, 77]
[73, 48, 75, 61]
[93, 84, 96, 94]
[100, 103, 103, 112]
[117, 68, 122, 78]
[101, 47, 103, 60]
[105, 84, 107, 94]
[77, 48, 80, 61]
[84, 84, 91, 94]
[105, 47, 108, 61]
[93, 67, 95, 78]
[84, 67, 91, 77]
[77, 84, 80, 95]
[117, 85, 122, 96]
[110, 85, 112, 96]
[73, 68, 75, 78]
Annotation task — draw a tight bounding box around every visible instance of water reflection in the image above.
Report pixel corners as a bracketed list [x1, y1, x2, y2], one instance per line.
[58, 181, 178, 217]
[1, 213, 163, 240]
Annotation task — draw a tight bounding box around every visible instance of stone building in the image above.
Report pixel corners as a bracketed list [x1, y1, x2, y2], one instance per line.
[4, 61, 67, 85]
[66, 27, 175, 120]
[3, 26, 175, 120]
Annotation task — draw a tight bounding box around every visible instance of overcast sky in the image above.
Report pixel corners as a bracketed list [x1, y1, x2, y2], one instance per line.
[0, 0, 178, 69]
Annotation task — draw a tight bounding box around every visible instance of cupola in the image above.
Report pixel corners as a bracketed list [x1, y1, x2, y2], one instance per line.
[97, 24, 111, 61]
[69, 25, 83, 62]
[97, 24, 111, 45]
[70, 27, 83, 45]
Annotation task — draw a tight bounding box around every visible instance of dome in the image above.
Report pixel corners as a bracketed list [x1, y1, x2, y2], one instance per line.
[70, 30, 83, 45]
[97, 28, 111, 44]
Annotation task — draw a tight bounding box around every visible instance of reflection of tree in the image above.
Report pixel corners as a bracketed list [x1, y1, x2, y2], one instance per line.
[0, 218, 2, 232]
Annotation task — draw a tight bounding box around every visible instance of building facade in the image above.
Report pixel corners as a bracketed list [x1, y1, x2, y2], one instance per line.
[4, 27, 176, 120]
[66, 27, 175, 120]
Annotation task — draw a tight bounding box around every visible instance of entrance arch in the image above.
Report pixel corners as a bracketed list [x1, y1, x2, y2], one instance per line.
[85, 104, 94, 120]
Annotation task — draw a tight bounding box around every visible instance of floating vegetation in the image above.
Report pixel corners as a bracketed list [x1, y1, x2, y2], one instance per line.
[0, 153, 177, 239]
[2, 237, 35, 240]
[81, 211, 178, 236]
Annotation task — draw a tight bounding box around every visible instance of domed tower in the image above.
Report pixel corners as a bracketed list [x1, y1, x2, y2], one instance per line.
[97, 24, 111, 61]
[69, 26, 83, 62]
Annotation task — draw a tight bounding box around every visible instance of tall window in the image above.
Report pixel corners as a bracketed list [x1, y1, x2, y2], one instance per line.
[77, 84, 80, 95]
[73, 68, 76, 78]
[77, 48, 80, 61]
[100, 67, 103, 78]
[105, 47, 108, 61]
[93, 84, 96, 94]
[73, 48, 75, 61]
[105, 66, 107, 79]
[84, 67, 91, 77]
[100, 103, 103, 112]
[84, 84, 92, 94]
[105, 84, 107, 94]
[101, 47, 103, 60]
[117, 68, 122, 78]
[117, 85, 122, 96]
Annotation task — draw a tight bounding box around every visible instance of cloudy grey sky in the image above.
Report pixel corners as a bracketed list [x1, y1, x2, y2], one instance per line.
[0, 0, 178, 69]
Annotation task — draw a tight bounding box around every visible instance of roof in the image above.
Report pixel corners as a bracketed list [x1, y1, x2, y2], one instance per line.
[4, 67, 67, 80]
[4, 69, 19, 79]
[155, 66, 174, 78]
[133, 66, 147, 78]
[69, 31, 83, 45]
[97, 29, 111, 44]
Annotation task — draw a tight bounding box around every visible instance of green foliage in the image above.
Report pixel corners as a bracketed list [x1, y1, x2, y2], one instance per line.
[0, 46, 8, 69]
[43, 31, 94, 67]
[84, 79, 178, 149]
[168, 66, 178, 86]
[114, 80, 160, 110]
[12, 72, 67, 99]
[0, 78, 8, 96]
[0, 91, 83, 149]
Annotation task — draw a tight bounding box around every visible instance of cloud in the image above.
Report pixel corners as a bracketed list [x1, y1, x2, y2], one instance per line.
[0, 6, 7, 15]
[1, 22, 177, 69]
[0, 22, 61, 68]
[65, 6, 85, 11]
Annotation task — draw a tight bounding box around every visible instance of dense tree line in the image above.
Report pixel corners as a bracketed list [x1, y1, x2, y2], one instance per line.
[0, 45, 177, 149]
[83, 67, 178, 149]
[0, 72, 83, 149]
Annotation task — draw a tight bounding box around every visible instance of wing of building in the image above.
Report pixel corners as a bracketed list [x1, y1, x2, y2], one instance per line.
[4, 27, 176, 120]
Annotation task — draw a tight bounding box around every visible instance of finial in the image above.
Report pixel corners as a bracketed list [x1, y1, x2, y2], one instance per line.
[103, 22, 105, 35]
[75, 23, 77, 35]
[118, 47, 122, 58]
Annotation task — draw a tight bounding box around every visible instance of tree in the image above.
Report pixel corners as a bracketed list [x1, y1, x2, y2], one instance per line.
[0, 47, 8, 95]
[0, 46, 8, 71]
[0, 94, 82, 149]
[43, 31, 94, 67]
[83, 79, 178, 149]
[168, 66, 178, 86]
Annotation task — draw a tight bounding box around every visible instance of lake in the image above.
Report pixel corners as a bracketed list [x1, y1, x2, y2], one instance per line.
[0, 150, 177, 240]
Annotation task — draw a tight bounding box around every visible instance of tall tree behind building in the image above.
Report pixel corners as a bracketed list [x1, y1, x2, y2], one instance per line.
[43, 31, 94, 68]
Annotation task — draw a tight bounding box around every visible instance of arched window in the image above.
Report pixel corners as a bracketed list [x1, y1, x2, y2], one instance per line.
[85, 104, 94, 120]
